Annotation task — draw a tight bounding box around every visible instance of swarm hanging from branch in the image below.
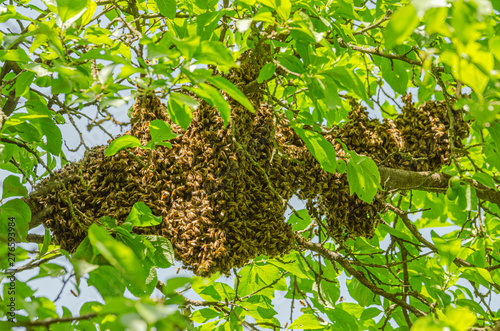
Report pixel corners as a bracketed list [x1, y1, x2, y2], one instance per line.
[26, 52, 469, 276]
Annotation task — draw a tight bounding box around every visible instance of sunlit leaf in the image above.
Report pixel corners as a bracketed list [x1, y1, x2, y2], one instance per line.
[88, 224, 147, 292]
[2, 175, 27, 199]
[288, 313, 326, 330]
[294, 127, 336, 174]
[385, 4, 420, 49]
[105, 135, 142, 156]
[207, 76, 254, 113]
[126, 202, 162, 227]
[346, 152, 380, 203]
[56, 0, 86, 23]
[157, 0, 176, 19]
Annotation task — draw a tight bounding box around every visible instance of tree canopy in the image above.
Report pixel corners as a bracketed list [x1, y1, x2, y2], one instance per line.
[1, 0, 500, 330]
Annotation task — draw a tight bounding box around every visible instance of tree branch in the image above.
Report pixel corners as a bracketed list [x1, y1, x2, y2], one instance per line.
[296, 235, 427, 317]
[9, 313, 97, 328]
[353, 10, 392, 35]
[378, 166, 500, 207]
[379, 197, 500, 291]
[330, 39, 423, 66]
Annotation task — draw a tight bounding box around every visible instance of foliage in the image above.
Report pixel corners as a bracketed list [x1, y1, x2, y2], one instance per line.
[1, 0, 500, 330]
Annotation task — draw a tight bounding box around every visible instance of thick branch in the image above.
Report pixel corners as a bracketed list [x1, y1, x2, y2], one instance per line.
[378, 166, 500, 207]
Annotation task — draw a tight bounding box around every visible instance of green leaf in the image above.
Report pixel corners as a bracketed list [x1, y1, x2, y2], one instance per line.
[472, 173, 497, 190]
[325, 67, 368, 100]
[2, 175, 27, 199]
[316, 75, 342, 112]
[81, 0, 97, 25]
[290, 11, 323, 43]
[380, 58, 408, 95]
[88, 224, 147, 292]
[149, 119, 179, 144]
[488, 123, 500, 151]
[207, 76, 254, 113]
[157, 0, 177, 19]
[241, 295, 278, 323]
[294, 127, 336, 174]
[14, 71, 35, 98]
[171, 36, 200, 60]
[71, 258, 99, 285]
[257, 0, 277, 9]
[88, 265, 127, 297]
[114, 229, 146, 260]
[326, 307, 358, 331]
[441, 306, 477, 331]
[126, 202, 162, 227]
[490, 36, 500, 62]
[412, 306, 476, 331]
[313, 279, 340, 309]
[30, 117, 63, 155]
[431, 230, 462, 269]
[187, 83, 231, 127]
[456, 184, 477, 211]
[118, 64, 145, 79]
[277, 54, 305, 74]
[455, 298, 488, 317]
[56, 0, 87, 23]
[105, 135, 142, 156]
[0, 49, 31, 62]
[440, 50, 489, 97]
[346, 152, 380, 203]
[347, 278, 378, 307]
[385, 4, 420, 49]
[39, 228, 51, 256]
[167, 93, 195, 130]
[191, 308, 220, 323]
[195, 41, 235, 69]
[170, 91, 199, 109]
[257, 62, 276, 83]
[163, 277, 192, 294]
[288, 313, 326, 330]
[461, 267, 494, 288]
[360, 307, 381, 320]
[0, 199, 30, 241]
[287, 209, 311, 231]
[72, 237, 94, 261]
[268, 251, 312, 279]
[142, 235, 174, 268]
[424, 7, 451, 37]
[238, 264, 284, 297]
[192, 278, 222, 301]
[377, 223, 415, 243]
[276, 0, 291, 21]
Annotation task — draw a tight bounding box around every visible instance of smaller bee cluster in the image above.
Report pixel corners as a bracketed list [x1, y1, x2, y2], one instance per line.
[28, 51, 469, 275]
[273, 95, 469, 240]
[339, 95, 469, 172]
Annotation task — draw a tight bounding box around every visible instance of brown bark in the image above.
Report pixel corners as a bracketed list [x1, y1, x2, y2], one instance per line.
[379, 166, 500, 206]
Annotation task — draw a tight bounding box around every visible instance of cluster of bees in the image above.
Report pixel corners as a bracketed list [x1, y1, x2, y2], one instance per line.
[274, 95, 469, 240]
[27, 51, 469, 275]
[339, 95, 469, 172]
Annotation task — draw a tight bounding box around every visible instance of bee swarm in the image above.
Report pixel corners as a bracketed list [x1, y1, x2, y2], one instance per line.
[27, 54, 469, 276]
